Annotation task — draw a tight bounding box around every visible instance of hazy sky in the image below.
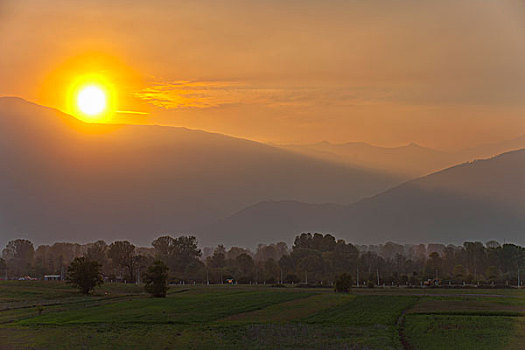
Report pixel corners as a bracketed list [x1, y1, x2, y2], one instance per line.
[1, 0, 525, 149]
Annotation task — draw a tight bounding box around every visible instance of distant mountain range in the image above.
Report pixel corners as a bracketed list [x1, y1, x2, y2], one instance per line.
[1, 97, 523, 248]
[0, 97, 399, 247]
[198, 149, 525, 246]
[280, 136, 525, 177]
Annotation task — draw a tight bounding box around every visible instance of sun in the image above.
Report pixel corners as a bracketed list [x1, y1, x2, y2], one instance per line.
[77, 85, 107, 116]
[67, 74, 116, 122]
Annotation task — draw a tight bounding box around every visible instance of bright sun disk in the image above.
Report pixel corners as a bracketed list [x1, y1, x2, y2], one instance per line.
[77, 85, 107, 116]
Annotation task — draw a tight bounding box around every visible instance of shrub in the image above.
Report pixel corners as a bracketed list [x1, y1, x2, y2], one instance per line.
[144, 260, 169, 297]
[334, 273, 353, 293]
[66, 257, 103, 294]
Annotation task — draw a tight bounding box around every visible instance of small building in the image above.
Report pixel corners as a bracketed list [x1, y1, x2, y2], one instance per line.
[44, 275, 61, 281]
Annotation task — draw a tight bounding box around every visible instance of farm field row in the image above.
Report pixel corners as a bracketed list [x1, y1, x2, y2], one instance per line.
[1, 282, 524, 349]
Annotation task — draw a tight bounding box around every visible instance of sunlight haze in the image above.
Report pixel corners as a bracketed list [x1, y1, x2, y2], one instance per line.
[1, 0, 524, 149]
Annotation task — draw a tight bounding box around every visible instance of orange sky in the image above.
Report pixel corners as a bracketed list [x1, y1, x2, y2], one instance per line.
[1, 0, 525, 150]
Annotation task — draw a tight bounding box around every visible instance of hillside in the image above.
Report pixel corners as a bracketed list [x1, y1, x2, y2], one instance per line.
[281, 137, 525, 178]
[0, 97, 399, 246]
[200, 149, 525, 246]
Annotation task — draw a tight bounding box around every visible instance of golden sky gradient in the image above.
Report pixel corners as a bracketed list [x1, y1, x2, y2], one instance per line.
[1, 0, 525, 149]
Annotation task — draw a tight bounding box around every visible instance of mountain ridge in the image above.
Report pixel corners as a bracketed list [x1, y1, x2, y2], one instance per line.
[279, 136, 525, 178]
[0, 97, 399, 247]
[198, 148, 525, 246]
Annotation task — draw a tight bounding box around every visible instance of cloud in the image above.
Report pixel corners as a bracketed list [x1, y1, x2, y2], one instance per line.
[134, 80, 387, 110]
[115, 110, 149, 115]
[135, 80, 249, 109]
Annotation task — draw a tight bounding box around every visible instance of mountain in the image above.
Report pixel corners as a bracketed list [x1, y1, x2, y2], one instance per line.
[280, 141, 457, 177]
[280, 137, 525, 178]
[197, 200, 348, 247]
[0, 97, 399, 247]
[200, 149, 525, 246]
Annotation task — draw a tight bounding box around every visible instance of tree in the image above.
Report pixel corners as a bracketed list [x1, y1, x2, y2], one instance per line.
[235, 253, 255, 283]
[2, 239, 34, 276]
[0, 258, 6, 279]
[485, 266, 500, 283]
[208, 245, 226, 268]
[144, 260, 169, 297]
[66, 257, 103, 294]
[263, 258, 280, 283]
[278, 254, 295, 278]
[334, 273, 353, 293]
[425, 252, 442, 278]
[152, 236, 174, 261]
[108, 241, 136, 282]
[453, 264, 466, 280]
[86, 240, 108, 264]
[206, 245, 227, 283]
[152, 235, 201, 280]
[297, 254, 324, 283]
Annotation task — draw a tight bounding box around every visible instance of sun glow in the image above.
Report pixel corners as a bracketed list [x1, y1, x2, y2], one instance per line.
[67, 74, 117, 122]
[77, 85, 107, 116]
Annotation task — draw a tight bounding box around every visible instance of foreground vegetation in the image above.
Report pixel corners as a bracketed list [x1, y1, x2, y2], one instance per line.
[1, 281, 525, 349]
[3, 233, 525, 289]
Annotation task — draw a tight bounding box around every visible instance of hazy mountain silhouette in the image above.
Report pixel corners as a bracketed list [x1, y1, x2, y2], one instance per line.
[200, 149, 525, 246]
[281, 137, 525, 177]
[0, 97, 399, 246]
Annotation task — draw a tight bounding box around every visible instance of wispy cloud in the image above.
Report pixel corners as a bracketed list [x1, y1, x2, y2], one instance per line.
[135, 80, 373, 110]
[115, 110, 150, 115]
[135, 80, 247, 109]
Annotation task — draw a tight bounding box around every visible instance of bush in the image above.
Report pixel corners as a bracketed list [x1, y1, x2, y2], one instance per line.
[367, 280, 375, 288]
[144, 260, 169, 297]
[334, 273, 353, 293]
[66, 257, 103, 294]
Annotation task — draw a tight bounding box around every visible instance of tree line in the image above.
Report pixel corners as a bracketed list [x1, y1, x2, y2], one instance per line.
[1, 233, 524, 287]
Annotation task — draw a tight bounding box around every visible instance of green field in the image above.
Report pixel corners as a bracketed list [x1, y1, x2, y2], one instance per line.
[1, 282, 525, 349]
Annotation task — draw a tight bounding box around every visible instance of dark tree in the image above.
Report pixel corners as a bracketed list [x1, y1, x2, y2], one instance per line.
[235, 253, 255, 283]
[206, 245, 227, 283]
[152, 235, 201, 280]
[144, 260, 169, 297]
[2, 239, 34, 276]
[0, 258, 6, 278]
[263, 258, 280, 283]
[334, 273, 353, 293]
[66, 257, 103, 294]
[208, 244, 226, 269]
[278, 254, 295, 277]
[86, 240, 108, 265]
[151, 236, 174, 263]
[108, 241, 136, 282]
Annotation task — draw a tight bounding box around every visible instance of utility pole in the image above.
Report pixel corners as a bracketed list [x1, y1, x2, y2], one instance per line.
[356, 266, 359, 288]
[376, 268, 380, 286]
[280, 268, 283, 285]
[206, 269, 209, 285]
[305, 270, 308, 284]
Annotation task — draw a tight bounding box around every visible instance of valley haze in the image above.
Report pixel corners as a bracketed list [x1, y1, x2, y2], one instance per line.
[1, 97, 523, 249]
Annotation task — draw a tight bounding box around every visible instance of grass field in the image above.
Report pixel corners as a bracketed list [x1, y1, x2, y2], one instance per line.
[1, 281, 524, 349]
